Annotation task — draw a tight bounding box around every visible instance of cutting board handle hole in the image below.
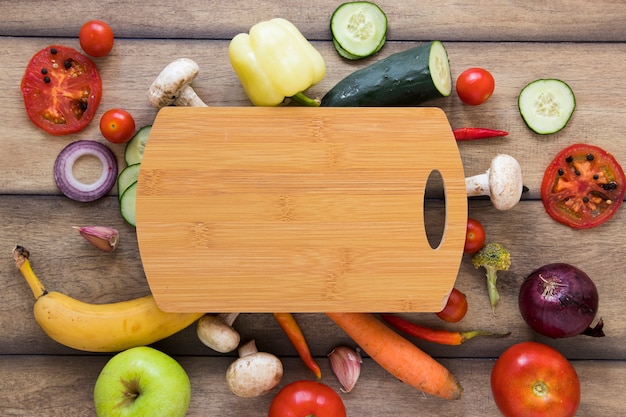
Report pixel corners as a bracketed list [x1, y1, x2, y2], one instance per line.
[424, 169, 446, 249]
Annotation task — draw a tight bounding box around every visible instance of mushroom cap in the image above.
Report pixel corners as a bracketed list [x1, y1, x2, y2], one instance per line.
[226, 352, 283, 397]
[149, 58, 200, 108]
[488, 154, 523, 210]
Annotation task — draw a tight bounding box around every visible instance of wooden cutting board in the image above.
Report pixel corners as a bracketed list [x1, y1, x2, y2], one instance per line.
[136, 107, 467, 313]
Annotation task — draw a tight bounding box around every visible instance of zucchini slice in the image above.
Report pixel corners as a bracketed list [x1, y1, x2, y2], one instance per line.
[518, 79, 576, 135]
[124, 125, 152, 165]
[120, 181, 137, 227]
[331, 1, 387, 59]
[321, 40, 451, 107]
[117, 163, 140, 200]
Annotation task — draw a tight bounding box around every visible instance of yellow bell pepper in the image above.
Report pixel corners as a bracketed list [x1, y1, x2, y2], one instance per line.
[229, 18, 326, 106]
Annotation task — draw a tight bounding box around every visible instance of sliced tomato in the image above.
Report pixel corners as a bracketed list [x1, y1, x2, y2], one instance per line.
[541, 143, 626, 229]
[20, 45, 102, 136]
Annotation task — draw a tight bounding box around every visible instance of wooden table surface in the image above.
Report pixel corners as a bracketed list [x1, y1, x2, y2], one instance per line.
[1, 1, 625, 415]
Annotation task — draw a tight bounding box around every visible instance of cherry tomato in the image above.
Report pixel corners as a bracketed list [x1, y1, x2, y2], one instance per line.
[20, 45, 102, 136]
[436, 288, 468, 323]
[464, 218, 485, 254]
[456, 67, 495, 105]
[268, 380, 346, 417]
[79, 20, 114, 57]
[491, 341, 580, 417]
[100, 109, 136, 144]
[541, 143, 626, 229]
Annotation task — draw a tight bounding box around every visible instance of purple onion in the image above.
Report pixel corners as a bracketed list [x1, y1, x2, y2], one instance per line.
[519, 263, 604, 338]
[54, 140, 118, 202]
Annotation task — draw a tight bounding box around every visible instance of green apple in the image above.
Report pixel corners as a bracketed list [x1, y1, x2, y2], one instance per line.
[93, 346, 191, 417]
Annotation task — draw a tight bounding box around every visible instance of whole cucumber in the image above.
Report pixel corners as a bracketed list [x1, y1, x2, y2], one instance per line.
[321, 40, 451, 107]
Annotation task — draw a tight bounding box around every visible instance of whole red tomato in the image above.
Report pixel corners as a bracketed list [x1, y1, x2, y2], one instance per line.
[456, 67, 495, 105]
[268, 380, 346, 417]
[464, 218, 485, 254]
[491, 341, 580, 417]
[100, 108, 136, 144]
[436, 288, 468, 323]
[79, 20, 115, 57]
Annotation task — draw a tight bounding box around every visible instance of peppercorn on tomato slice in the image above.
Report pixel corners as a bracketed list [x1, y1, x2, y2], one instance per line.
[541, 143, 626, 229]
[20, 45, 102, 135]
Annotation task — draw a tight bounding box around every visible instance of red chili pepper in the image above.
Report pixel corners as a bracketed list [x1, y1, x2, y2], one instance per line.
[453, 127, 509, 141]
[380, 313, 510, 345]
[274, 312, 322, 379]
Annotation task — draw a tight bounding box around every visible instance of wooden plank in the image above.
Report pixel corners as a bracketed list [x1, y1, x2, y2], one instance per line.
[0, 355, 624, 416]
[0, 0, 625, 41]
[1, 38, 625, 199]
[2, 196, 624, 359]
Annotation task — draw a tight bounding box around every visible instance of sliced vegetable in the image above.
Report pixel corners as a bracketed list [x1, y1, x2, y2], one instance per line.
[268, 380, 346, 417]
[453, 127, 508, 141]
[229, 18, 326, 106]
[100, 108, 136, 144]
[124, 125, 152, 165]
[436, 288, 468, 323]
[117, 163, 141, 200]
[518, 78, 575, 134]
[321, 40, 451, 107]
[330, 1, 387, 59]
[327, 346, 362, 393]
[326, 312, 463, 400]
[273, 313, 321, 379]
[519, 263, 604, 338]
[541, 143, 625, 229]
[120, 181, 137, 226]
[456, 67, 495, 106]
[381, 314, 510, 345]
[465, 154, 524, 211]
[471, 242, 511, 314]
[78, 20, 114, 57]
[21, 45, 102, 135]
[491, 342, 580, 417]
[53, 140, 117, 202]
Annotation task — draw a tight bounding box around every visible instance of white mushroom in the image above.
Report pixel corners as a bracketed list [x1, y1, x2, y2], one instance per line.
[197, 313, 240, 353]
[148, 58, 208, 108]
[465, 154, 523, 210]
[225, 339, 283, 398]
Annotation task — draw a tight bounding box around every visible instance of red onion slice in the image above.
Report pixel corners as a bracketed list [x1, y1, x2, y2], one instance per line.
[54, 140, 118, 202]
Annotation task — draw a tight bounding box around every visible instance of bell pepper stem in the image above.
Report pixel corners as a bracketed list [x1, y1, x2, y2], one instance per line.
[288, 92, 320, 107]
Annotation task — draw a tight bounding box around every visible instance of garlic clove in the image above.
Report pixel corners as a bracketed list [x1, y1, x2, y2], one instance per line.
[73, 226, 119, 252]
[328, 345, 362, 393]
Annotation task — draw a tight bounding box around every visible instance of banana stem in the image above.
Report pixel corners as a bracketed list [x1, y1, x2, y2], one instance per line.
[13, 245, 47, 299]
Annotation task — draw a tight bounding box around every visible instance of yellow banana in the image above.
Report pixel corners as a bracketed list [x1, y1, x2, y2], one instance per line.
[12, 245, 204, 352]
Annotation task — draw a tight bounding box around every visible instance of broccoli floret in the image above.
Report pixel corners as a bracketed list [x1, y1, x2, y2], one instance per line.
[471, 243, 511, 314]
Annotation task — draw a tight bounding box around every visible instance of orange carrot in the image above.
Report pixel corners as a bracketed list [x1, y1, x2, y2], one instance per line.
[274, 312, 322, 379]
[326, 312, 463, 400]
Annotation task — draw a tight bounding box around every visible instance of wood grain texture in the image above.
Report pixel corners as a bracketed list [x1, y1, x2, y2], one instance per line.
[136, 107, 466, 312]
[1, 0, 625, 415]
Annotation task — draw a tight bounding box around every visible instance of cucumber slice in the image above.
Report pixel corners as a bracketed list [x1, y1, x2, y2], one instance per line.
[117, 163, 141, 200]
[518, 79, 576, 135]
[331, 1, 387, 59]
[124, 125, 152, 165]
[332, 35, 385, 61]
[120, 181, 137, 227]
